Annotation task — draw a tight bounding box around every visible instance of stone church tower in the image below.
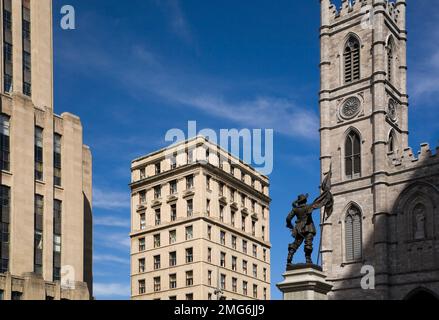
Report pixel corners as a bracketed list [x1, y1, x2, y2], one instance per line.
[319, 0, 439, 299]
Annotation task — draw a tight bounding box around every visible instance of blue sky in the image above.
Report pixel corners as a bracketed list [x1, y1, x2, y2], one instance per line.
[52, 0, 439, 300]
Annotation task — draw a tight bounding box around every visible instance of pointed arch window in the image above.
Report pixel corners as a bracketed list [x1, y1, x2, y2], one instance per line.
[344, 36, 360, 83]
[345, 205, 362, 262]
[387, 40, 394, 83]
[345, 130, 361, 179]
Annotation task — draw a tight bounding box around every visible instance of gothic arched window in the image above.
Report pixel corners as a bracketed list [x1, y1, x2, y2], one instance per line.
[345, 130, 361, 179]
[345, 205, 362, 262]
[344, 36, 360, 83]
[387, 39, 394, 83]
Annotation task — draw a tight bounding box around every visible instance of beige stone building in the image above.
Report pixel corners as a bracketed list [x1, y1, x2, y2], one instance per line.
[130, 137, 271, 300]
[0, 0, 92, 300]
[319, 0, 439, 299]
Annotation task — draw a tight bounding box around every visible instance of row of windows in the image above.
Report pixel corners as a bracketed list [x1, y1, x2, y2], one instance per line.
[0, 185, 62, 280]
[138, 273, 267, 299]
[138, 228, 267, 262]
[137, 149, 267, 193]
[343, 35, 395, 84]
[0, 116, 63, 187]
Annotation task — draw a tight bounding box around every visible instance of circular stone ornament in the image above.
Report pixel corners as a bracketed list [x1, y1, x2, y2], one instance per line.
[341, 97, 361, 120]
[388, 99, 398, 122]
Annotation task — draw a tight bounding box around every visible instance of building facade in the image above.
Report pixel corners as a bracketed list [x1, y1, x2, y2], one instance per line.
[0, 0, 92, 300]
[319, 0, 439, 299]
[130, 137, 271, 300]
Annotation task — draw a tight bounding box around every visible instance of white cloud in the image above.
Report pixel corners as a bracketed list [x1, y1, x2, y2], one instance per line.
[94, 254, 130, 265]
[93, 188, 130, 211]
[95, 231, 130, 250]
[154, 0, 193, 44]
[94, 216, 130, 228]
[93, 283, 130, 298]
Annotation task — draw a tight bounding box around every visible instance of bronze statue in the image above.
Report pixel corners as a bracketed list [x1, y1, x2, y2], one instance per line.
[286, 169, 333, 268]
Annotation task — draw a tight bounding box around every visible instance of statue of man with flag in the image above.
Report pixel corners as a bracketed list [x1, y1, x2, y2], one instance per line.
[285, 168, 333, 268]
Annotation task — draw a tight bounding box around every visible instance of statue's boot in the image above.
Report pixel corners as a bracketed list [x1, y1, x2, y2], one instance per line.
[305, 249, 313, 264]
[287, 248, 296, 265]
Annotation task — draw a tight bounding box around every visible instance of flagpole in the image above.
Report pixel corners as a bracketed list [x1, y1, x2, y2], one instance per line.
[317, 211, 323, 266]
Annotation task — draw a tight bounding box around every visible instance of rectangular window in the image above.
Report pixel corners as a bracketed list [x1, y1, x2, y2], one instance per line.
[187, 149, 194, 164]
[206, 175, 211, 190]
[153, 234, 161, 248]
[138, 258, 145, 273]
[220, 274, 226, 290]
[3, 0, 13, 93]
[138, 238, 145, 251]
[219, 205, 224, 222]
[220, 252, 226, 267]
[139, 190, 146, 204]
[0, 290, 3, 300]
[186, 175, 194, 190]
[253, 244, 258, 258]
[186, 248, 193, 263]
[35, 127, 44, 181]
[186, 271, 194, 286]
[53, 200, 62, 281]
[169, 274, 177, 289]
[169, 296, 177, 300]
[263, 288, 267, 300]
[170, 180, 177, 195]
[54, 134, 62, 186]
[153, 255, 161, 270]
[0, 115, 10, 171]
[155, 209, 161, 226]
[154, 277, 161, 292]
[186, 293, 193, 300]
[185, 226, 193, 240]
[170, 153, 177, 169]
[242, 215, 246, 232]
[232, 278, 237, 293]
[232, 236, 237, 250]
[232, 256, 237, 271]
[140, 213, 146, 230]
[11, 292, 22, 301]
[138, 280, 146, 294]
[22, 0, 31, 96]
[208, 270, 212, 286]
[262, 226, 266, 241]
[242, 240, 248, 254]
[154, 186, 161, 199]
[170, 204, 177, 222]
[207, 225, 212, 240]
[243, 281, 248, 296]
[34, 195, 44, 275]
[206, 199, 210, 216]
[243, 260, 248, 274]
[169, 251, 177, 267]
[220, 231, 226, 245]
[252, 221, 256, 236]
[263, 268, 267, 282]
[219, 183, 224, 197]
[0, 185, 11, 274]
[253, 285, 258, 299]
[253, 264, 258, 278]
[263, 249, 267, 262]
[155, 162, 161, 175]
[169, 230, 176, 244]
[139, 168, 146, 179]
[207, 247, 212, 263]
[231, 211, 236, 227]
[187, 199, 193, 217]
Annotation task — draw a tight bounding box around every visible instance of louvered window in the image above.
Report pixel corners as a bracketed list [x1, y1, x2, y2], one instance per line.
[344, 37, 360, 83]
[345, 206, 362, 262]
[387, 41, 394, 83]
[345, 131, 361, 179]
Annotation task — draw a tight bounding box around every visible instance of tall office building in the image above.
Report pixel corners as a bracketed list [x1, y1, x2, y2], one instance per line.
[0, 0, 92, 300]
[130, 137, 271, 300]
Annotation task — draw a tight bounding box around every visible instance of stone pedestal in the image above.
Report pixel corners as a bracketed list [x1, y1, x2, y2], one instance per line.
[276, 264, 332, 300]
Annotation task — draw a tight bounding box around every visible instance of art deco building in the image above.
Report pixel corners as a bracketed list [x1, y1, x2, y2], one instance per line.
[130, 137, 271, 300]
[0, 0, 92, 300]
